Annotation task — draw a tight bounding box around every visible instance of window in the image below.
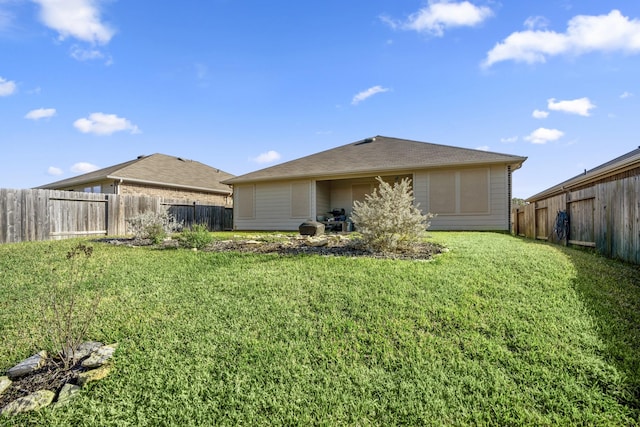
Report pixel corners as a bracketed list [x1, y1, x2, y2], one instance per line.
[459, 169, 489, 213]
[83, 185, 102, 193]
[236, 185, 255, 219]
[291, 182, 310, 218]
[428, 171, 456, 214]
[428, 168, 489, 214]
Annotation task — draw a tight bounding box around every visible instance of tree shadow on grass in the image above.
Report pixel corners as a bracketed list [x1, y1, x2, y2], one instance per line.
[536, 239, 640, 415]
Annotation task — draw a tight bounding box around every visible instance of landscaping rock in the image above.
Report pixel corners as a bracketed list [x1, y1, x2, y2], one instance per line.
[1, 389, 55, 416]
[54, 384, 81, 407]
[7, 351, 47, 380]
[299, 221, 325, 236]
[0, 377, 11, 395]
[77, 364, 112, 386]
[306, 237, 328, 247]
[64, 341, 104, 362]
[82, 344, 118, 368]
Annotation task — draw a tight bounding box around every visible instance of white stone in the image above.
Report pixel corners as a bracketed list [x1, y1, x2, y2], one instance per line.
[0, 376, 11, 395]
[82, 344, 118, 368]
[54, 384, 81, 407]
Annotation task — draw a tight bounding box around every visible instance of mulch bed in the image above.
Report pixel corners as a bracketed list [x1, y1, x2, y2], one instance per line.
[98, 234, 446, 261]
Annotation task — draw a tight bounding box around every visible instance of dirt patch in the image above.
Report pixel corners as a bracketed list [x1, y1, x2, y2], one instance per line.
[99, 234, 446, 261]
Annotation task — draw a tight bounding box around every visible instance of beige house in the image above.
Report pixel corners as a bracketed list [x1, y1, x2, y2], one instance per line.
[223, 136, 527, 231]
[37, 153, 235, 206]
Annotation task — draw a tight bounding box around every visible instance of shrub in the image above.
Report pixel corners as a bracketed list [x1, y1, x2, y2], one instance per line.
[179, 223, 214, 249]
[126, 208, 182, 243]
[351, 176, 434, 253]
[41, 243, 103, 369]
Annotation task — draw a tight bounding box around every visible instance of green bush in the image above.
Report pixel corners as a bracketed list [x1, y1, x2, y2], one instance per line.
[126, 208, 181, 243]
[145, 223, 167, 245]
[351, 176, 434, 253]
[179, 224, 214, 249]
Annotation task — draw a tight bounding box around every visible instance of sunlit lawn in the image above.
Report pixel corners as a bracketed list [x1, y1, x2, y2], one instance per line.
[0, 232, 638, 425]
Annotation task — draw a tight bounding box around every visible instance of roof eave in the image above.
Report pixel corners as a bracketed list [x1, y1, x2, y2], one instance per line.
[526, 154, 640, 202]
[109, 176, 233, 195]
[224, 158, 527, 185]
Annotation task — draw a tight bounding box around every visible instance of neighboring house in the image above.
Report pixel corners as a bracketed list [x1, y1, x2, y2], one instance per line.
[518, 147, 640, 264]
[37, 153, 235, 206]
[223, 136, 527, 231]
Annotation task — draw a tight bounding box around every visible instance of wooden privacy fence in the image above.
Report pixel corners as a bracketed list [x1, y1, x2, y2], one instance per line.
[512, 172, 639, 264]
[0, 188, 233, 244]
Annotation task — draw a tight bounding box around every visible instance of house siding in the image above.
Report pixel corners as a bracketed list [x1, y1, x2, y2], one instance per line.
[414, 165, 509, 231]
[315, 181, 331, 220]
[234, 167, 510, 231]
[233, 180, 313, 230]
[59, 180, 116, 194]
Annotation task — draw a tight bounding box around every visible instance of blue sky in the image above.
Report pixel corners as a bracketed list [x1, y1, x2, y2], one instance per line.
[1, 1, 639, 199]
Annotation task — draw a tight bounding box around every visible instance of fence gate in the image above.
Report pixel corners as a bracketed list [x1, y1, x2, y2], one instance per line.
[49, 195, 108, 239]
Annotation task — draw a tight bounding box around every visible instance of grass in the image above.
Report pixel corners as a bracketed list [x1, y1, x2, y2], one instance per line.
[0, 232, 638, 426]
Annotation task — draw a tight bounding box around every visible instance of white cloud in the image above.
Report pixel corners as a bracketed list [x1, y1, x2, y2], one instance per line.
[33, 0, 114, 44]
[620, 91, 633, 98]
[500, 136, 518, 143]
[73, 112, 141, 135]
[524, 127, 564, 144]
[476, 145, 490, 151]
[70, 162, 99, 173]
[532, 109, 549, 119]
[47, 166, 63, 176]
[351, 85, 389, 105]
[0, 8, 14, 31]
[483, 10, 640, 67]
[385, 1, 493, 36]
[0, 76, 17, 96]
[524, 16, 549, 30]
[547, 97, 595, 116]
[70, 45, 104, 61]
[25, 108, 56, 120]
[251, 150, 281, 164]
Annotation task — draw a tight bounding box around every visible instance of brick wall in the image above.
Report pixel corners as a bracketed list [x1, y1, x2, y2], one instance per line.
[120, 183, 232, 206]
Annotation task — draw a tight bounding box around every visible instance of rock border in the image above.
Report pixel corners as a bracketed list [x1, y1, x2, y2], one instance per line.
[0, 343, 117, 417]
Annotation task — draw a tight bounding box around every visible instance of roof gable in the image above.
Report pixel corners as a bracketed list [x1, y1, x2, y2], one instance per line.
[224, 136, 527, 184]
[37, 154, 235, 194]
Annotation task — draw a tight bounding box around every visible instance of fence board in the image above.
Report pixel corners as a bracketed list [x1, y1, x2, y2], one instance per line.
[513, 172, 639, 264]
[568, 198, 594, 245]
[0, 189, 233, 244]
[535, 207, 548, 239]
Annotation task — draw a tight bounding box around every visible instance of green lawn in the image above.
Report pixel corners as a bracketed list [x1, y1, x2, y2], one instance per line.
[0, 232, 638, 426]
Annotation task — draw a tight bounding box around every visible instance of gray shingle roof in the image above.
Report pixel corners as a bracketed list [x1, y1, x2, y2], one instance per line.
[37, 153, 235, 194]
[224, 135, 527, 184]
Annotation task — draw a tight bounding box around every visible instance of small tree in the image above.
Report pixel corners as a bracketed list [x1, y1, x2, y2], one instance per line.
[351, 176, 434, 253]
[41, 243, 103, 369]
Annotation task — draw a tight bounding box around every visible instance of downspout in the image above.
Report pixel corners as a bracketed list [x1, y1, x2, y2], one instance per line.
[114, 179, 123, 195]
[507, 165, 512, 233]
